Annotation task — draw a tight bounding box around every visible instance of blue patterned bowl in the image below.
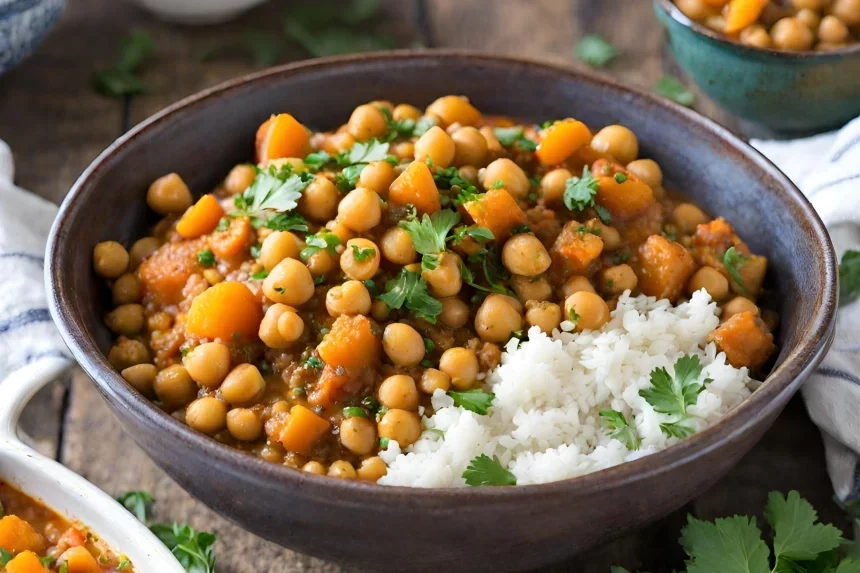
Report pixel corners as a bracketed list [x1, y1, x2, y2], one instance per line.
[0, 0, 66, 75]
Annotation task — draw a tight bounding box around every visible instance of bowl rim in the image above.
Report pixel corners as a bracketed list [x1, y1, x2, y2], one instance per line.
[47, 49, 838, 502]
[653, 0, 860, 59]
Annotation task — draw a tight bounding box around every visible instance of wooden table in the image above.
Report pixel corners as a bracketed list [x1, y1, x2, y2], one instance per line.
[1, 0, 846, 570]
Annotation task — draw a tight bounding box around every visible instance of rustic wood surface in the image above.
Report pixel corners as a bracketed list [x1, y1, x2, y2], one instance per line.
[1, 0, 844, 571]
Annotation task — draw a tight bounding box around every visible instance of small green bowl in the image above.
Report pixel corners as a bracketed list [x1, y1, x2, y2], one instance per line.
[654, 0, 860, 134]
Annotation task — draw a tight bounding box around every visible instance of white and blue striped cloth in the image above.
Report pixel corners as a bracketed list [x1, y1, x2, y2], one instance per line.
[0, 119, 858, 513]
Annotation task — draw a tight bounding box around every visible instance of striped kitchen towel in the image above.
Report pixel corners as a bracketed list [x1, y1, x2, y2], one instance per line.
[753, 117, 860, 529]
[0, 139, 72, 380]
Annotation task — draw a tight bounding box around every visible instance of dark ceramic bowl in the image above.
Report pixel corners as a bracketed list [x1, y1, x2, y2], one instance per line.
[47, 51, 837, 573]
[654, 0, 860, 134]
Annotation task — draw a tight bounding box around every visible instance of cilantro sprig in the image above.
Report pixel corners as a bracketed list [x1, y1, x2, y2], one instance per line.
[462, 454, 517, 486]
[640, 355, 711, 439]
[839, 250, 860, 305]
[232, 165, 312, 224]
[449, 389, 495, 415]
[563, 165, 599, 212]
[599, 410, 641, 450]
[378, 268, 443, 323]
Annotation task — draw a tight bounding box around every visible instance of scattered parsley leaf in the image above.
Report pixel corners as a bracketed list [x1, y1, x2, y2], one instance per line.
[363, 279, 381, 297]
[640, 355, 712, 438]
[563, 166, 599, 212]
[412, 115, 438, 137]
[378, 269, 443, 323]
[839, 250, 860, 305]
[462, 454, 516, 486]
[303, 356, 324, 370]
[517, 137, 537, 152]
[614, 172, 628, 184]
[336, 139, 391, 166]
[93, 31, 154, 98]
[303, 150, 332, 172]
[655, 74, 696, 107]
[680, 514, 770, 573]
[59, 562, 69, 573]
[723, 246, 749, 292]
[379, 436, 391, 449]
[659, 421, 696, 439]
[462, 246, 515, 297]
[314, 275, 325, 285]
[343, 406, 368, 418]
[490, 179, 505, 190]
[233, 165, 311, 223]
[1, 548, 13, 566]
[41, 556, 57, 568]
[423, 337, 435, 354]
[492, 126, 537, 151]
[599, 410, 641, 450]
[568, 307, 580, 325]
[766, 490, 843, 564]
[594, 204, 612, 224]
[400, 210, 461, 255]
[117, 558, 131, 571]
[197, 249, 216, 267]
[510, 224, 532, 236]
[116, 490, 153, 523]
[450, 225, 495, 245]
[449, 389, 495, 415]
[351, 244, 376, 262]
[575, 34, 619, 68]
[150, 523, 216, 573]
[301, 231, 341, 261]
[265, 211, 309, 233]
[361, 395, 381, 412]
[92, 69, 146, 98]
[215, 217, 230, 232]
[250, 244, 262, 259]
[250, 270, 269, 280]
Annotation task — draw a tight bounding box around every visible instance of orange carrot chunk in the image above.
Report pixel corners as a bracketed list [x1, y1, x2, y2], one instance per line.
[138, 239, 205, 306]
[255, 113, 310, 164]
[550, 221, 605, 277]
[316, 315, 381, 370]
[0, 515, 45, 555]
[4, 551, 50, 573]
[209, 217, 253, 260]
[176, 194, 225, 239]
[308, 364, 352, 408]
[709, 311, 775, 369]
[60, 546, 102, 573]
[388, 161, 441, 215]
[185, 281, 263, 341]
[278, 405, 331, 454]
[638, 235, 697, 302]
[536, 119, 592, 166]
[462, 189, 526, 241]
[724, 0, 769, 34]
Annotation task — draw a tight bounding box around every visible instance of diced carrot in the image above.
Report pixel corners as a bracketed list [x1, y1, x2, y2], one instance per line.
[176, 194, 225, 239]
[535, 119, 592, 166]
[550, 221, 605, 277]
[278, 405, 331, 454]
[210, 216, 253, 259]
[308, 364, 351, 407]
[426, 96, 482, 127]
[316, 315, 380, 370]
[59, 546, 102, 573]
[463, 189, 527, 241]
[255, 113, 310, 164]
[595, 173, 655, 221]
[388, 161, 441, 215]
[4, 551, 49, 573]
[0, 515, 45, 555]
[55, 527, 87, 552]
[724, 0, 769, 34]
[185, 281, 263, 341]
[638, 235, 696, 302]
[138, 238, 205, 306]
[709, 311, 775, 369]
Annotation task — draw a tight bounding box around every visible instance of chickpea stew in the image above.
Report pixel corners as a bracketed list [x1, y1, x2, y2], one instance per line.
[0, 482, 132, 572]
[674, 0, 860, 51]
[94, 96, 777, 483]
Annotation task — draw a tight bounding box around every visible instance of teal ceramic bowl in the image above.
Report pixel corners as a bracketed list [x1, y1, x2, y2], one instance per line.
[654, 0, 860, 134]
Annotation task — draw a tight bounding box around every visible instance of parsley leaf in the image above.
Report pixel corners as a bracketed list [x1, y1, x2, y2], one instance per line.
[150, 523, 216, 573]
[303, 356, 323, 370]
[724, 246, 749, 292]
[462, 454, 517, 486]
[251, 270, 269, 280]
[92, 31, 154, 98]
[450, 225, 495, 245]
[599, 410, 641, 450]
[462, 246, 515, 297]
[655, 74, 696, 107]
[680, 514, 770, 573]
[839, 250, 860, 305]
[575, 34, 619, 68]
[659, 421, 696, 439]
[492, 126, 536, 151]
[378, 268, 442, 323]
[303, 150, 332, 172]
[412, 115, 438, 137]
[197, 249, 216, 267]
[594, 204, 612, 224]
[563, 166, 599, 212]
[449, 389, 495, 415]
[116, 490, 153, 522]
[0, 548, 12, 566]
[117, 557, 131, 570]
[336, 139, 391, 166]
[568, 307, 580, 325]
[41, 556, 56, 568]
[351, 244, 376, 262]
[379, 106, 420, 140]
[490, 179, 505, 190]
[300, 231, 341, 261]
[400, 210, 461, 255]
[640, 355, 711, 437]
[766, 490, 843, 564]
[233, 165, 311, 223]
[265, 211, 309, 233]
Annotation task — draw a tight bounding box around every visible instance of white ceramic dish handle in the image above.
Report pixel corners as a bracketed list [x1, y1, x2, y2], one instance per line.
[0, 357, 186, 572]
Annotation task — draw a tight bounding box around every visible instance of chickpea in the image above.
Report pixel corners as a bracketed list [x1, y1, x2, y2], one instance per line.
[121, 363, 157, 396]
[591, 125, 639, 164]
[112, 273, 141, 305]
[271, 401, 291, 416]
[451, 127, 488, 167]
[128, 236, 160, 269]
[306, 249, 336, 278]
[302, 461, 326, 475]
[510, 274, 553, 304]
[422, 252, 462, 298]
[626, 159, 663, 189]
[439, 297, 470, 328]
[224, 164, 257, 195]
[393, 141, 415, 160]
[792, 0, 826, 8]
[382, 324, 425, 367]
[475, 293, 524, 343]
[672, 203, 709, 234]
[220, 363, 266, 407]
[259, 231, 301, 271]
[393, 104, 421, 122]
[599, 264, 638, 296]
[266, 157, 306, 172]
[340, 416, 378, 455]
[419, 368, 451, 394]
[93, 241, 129, 278]
[263, 258, 315, 306]
[564, 291, 611, 332]
[348, 104, 388, 141]
[740, 24, 773, 49]
[502, 234, 551, 277]
[185, 397, 228, 435]
[380, 227, 417, 265]
[687, 266, 730, 301]
[341, 238, 381, 281]
[459, 165, 479, 184]
[371, 299, 390, 322]
[277, 310, 304, 343]
[326, 220, 356, 244]
[105, 303, 144, 336]
[328, 131, 355, 153]
[378, 374, 420, 410]
[722, 296, 760, 321]
[540, 168, 572, 206]
[439, 347, 479, 390]
[337, 187, 381, 232]
[107, 337, 150, 371]
[819, 15, 850, 42]
[414, 126, 456, 168]
[561, 275, 597, 299]
[832, 0, 860, 26]
[795, 8, 822, 30]
[358, 161, 397, 195]
[180, 344, 231, 391]
[328, 460, 357, 479]
[146, 173, 193, 215]
[771, 17, 815, 51]
[259, 304, 293, 349]
[426, 95, 481, 127]
[587, 219, 622, 251]
[326, 281, 371, 317]
[525, 301, 563, 334]
[675, 0, 719, 20]
[299, 175, 340, 222]
[481, 158, 530, 199]
[154, 365, 198, 411]
[357, 456, 388, 481]
[377, 409, 422, 448]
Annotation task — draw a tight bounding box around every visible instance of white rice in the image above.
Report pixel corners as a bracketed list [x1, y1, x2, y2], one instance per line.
[378, 290, 756, 487]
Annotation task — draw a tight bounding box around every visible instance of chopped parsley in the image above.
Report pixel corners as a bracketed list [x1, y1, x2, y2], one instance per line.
[595, 204, 612, 224]
[379, 106, 420, 140]
[576, 224, 601, 236]
[614, 172, 628, 184]
[563, 166, 599, 212]
[376, 405, 389, 422]
[839, 250, 860, 305]
[251, 270, 269, 280]
[250, 244, 262, 259]
[462, 454, 517, 486]
[333, 139, 395, 191]
[284, 0, 396, 58]
[379, 437, 391, 449]
[197, 249, 216, 267]
[492, 126, 537, 151]
[351, 244, 376, 262]
[599, 410, 641, 450]
[378, 268, 443, 323]
[430, 163, 481, 205]
[117, 557, 131, 570]
[301, 231, 341, 261]
[423, 337, 435, 354]
[461, 246, 515, 297]
[343, 406, 368, 418]
[640, 355, 711, 439]
[510, 224, 532, 236]
[574, 34, 619, 68]
[400, 210, 461, 255]
[303, 356, 324, 370]
[363, 279, 381, 297]
[265, 211, 309, 233]
[1, 548, 13, 566]
[568, 307, 580, 325]
[723, 246, 748, 292]
[489, 179, 505, 190]
[449, 389, 495, 415]
[361, 395, 381, 412]
[215, 217, 230, 232]
[232, 164, 312, 224]
[41, 556, 57, 568]
[303, 150, 332, 172]
[655, 74, 696, 107]
[420, 359, 434, 368]
[450, 225, 495, 245]
[613, 249, 631, 264]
